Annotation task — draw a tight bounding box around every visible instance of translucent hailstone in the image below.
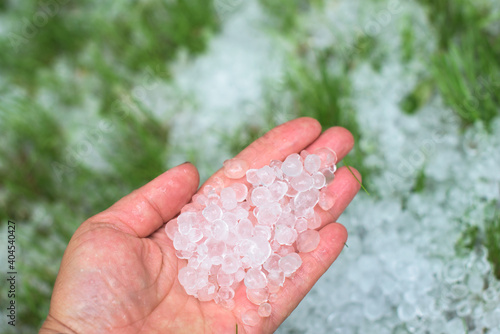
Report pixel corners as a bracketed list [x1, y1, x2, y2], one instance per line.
[246, 169, 260, 186]
[254, 225, 272, 240]
[257, 203, 282, 226]
[294, 218, 308, 233]
[219, 299, 235, 311]
[245, 268, 268, 289]
[246, 288, 269, 305]
[275, 225, 298, 245]
[268, 181, 288, 201]
[218, 286, 235, 300]
[282, 153, 303, 177]
[165, 219, 179, 240]
[205, 238, 226, 258]
[269, 159, 284, 179]
[257, 165, 276, 186]
[173, 233, 189, 251]
[304, 154, 322, 173]
[242, 309, 260, 326]
[279, 253, 303, 276]
[314, 147, 337, 168]
[268, 293, 279, 303]
[220, 187, 237, 210]
[235, 268, 246, 282]
[178, 211, 197, 234]
[223, 158, 249, 179]
[236, 219, 254, 239]
[222, 212, 238, 229]
[312, 172, 326, 189]
[277, 211, 296, 228]
[296, 229, 321, 253]
[217, 271, 234, 286]
[251, 186, 272, 207]
[307, 213, 322, 229]
[198, 283, 217, 302]
[244, 236, 272, 266]
[267, 270, 285, 287]
[258, 303, 272, 317]
[202, 204, 223, 222]
[187, 228, 204, 243]
[264, 254, 282, 272]
[211, 219, 229, 240]
[321, 167, 336, 184]
[222, 255, 240, 274]
[230, 183, 248, 202]
[290, 172, 314, 192]
[318, 188, 336, 211]
[178, 267, 198, 290]
[277, 245, 295, 257]
[294, 188, 320, 210]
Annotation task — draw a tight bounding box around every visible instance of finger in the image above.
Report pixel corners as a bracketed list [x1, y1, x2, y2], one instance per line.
[201, 117, 322, 189]
[271, 222, 348, 322]
[87, 163, 200, 237]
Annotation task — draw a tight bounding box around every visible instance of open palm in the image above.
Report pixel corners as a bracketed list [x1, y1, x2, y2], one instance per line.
[40, 118, 361, 334]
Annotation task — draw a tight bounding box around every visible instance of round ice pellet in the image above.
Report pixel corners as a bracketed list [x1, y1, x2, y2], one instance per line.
[318, 188, 336, 211]
[221, 254, 240, 274]
[290, 172, 314, 192]
[314, 147, 337, 167]
[245, 268, 268, 289]
[242, 309, 260, 326]
[230, 182, 248, 202]
[223, 158, 249, 179]
[279, 253, 303, 276]
[218, 286, 235, 300]
[202, 204, 223, 222]
[296, 229, 321, 253]
[282, 153, 303, 177]
[304, 153, 322, 173]
[258, 303, 272, 317]
[246, 288, 269, 305]
[165, 219, 179, 240]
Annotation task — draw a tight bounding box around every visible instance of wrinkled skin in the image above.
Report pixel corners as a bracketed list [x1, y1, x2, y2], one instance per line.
[40, 118, 361, 334]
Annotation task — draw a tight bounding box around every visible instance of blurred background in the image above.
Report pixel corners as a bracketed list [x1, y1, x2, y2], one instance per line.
[1, 0, 500, 332]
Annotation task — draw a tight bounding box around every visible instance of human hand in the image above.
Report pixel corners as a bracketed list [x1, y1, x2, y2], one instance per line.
[40, 118, 361, 334]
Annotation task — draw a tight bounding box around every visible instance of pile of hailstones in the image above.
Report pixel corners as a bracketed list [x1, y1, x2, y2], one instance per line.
[165, 148, 337, 326]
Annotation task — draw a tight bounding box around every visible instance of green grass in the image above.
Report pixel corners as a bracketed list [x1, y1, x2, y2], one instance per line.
[258, 0, 323, 34]
[0, 94, 177, 329]
[486, 209, 500, 279]
[416, 0, 500, 128]
[0, 0, 220, 109]
[455, 202, 500, 280]
[399, 79, 433, 115]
